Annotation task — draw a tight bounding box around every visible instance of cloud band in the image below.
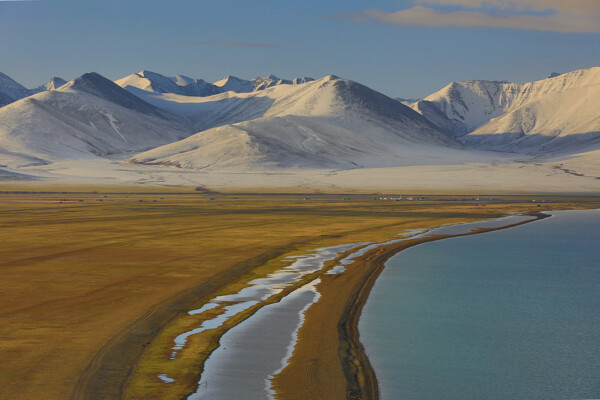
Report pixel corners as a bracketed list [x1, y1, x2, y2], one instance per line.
[340, 1, 600, 33]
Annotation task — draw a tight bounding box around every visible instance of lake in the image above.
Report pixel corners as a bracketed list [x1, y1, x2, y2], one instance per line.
[359, 209, 600, 400]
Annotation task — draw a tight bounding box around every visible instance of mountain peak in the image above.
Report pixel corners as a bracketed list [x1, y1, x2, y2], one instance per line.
[63, 72, 165, 117]
[321, 75, 342, 83]
[214, 75, 247, 85]
[213, 75, 254, 93]
[44, 77, 67, 90]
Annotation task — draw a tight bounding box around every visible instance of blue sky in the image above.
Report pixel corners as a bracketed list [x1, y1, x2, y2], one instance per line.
[1, 0, 599, 98]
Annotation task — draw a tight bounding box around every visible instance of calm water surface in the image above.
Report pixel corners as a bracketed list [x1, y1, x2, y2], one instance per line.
[359, 210, 600, 400]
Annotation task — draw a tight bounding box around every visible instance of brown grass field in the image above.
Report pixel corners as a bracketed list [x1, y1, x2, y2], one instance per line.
[0, 187, 598, 400]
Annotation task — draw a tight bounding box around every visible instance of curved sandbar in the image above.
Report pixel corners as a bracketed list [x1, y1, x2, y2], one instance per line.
[272, 212, 550, 399]
[71, 205, 562, 400]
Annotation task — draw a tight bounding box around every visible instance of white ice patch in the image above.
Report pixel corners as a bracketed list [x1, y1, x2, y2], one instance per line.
[158, 374, 175, 383]
[325, 265, 346, 275]
[166, 243, 358, 361]
[265, 279, 321, 399]
[188, 302, 219, 316]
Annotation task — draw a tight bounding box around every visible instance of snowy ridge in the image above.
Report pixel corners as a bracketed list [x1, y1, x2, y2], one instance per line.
[412, 67, 600, 137]
[463, 81, 600, 154]
[1, 73, 69, 107]
[30, 77, 68, 94]
[0, 72, 191, 167]
[130, 75, 483, 171]
[115, 70, 221, 97]
[61, 72, 177, 119]
[212, 75, 255, 93]
[117, 71, 315, 97]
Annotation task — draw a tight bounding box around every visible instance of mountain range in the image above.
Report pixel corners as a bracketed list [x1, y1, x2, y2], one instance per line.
[0, 73, 189, 167]
[409, 68, 600, 154]
[0, 67, 598, 191]
[130, 75, 476, 171]
[0, 72, 67, 107]
[115, 71, 315, 98]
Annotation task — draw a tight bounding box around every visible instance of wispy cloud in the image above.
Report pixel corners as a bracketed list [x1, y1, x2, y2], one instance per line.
[337, 0, 600, 33]
[194, 41, 277, 48]
[415, 0, 600, 15]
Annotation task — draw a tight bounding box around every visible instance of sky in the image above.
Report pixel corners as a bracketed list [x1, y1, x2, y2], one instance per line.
[0, 0, 599, 99]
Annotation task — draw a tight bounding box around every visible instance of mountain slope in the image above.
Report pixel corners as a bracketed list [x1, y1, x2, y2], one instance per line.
[130, 76, 485, 171]
[0, 91, 15, 108]
[0, 72, 191, 167]
[0, 72, 30, 106]
[412, 67, 600, 138]
[462, 81, 600, 154]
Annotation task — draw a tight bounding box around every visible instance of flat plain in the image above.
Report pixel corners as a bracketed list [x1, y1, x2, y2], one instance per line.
[1, 187, 598, 400]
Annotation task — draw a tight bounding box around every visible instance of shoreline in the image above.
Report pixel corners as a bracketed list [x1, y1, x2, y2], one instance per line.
[71, 210, 550, 400]
[337, 212, 551, 400]
[273, 212, 550, 399]
[3, 190, 596, 400]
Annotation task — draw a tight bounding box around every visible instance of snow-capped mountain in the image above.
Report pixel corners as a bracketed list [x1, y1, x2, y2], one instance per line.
[213, 75, 314, 93]
[0, 72, 30, 107]
[462, 77, 600, 155]
[411, 68, 600, 138]
[252, 75, 314, 91]
[31, 77, 68, 94]
[0, 72, 190, 167]
[115, 70, 221, 97]
[1, 66, 598, 191]
[116, 71, 315, 98]
[130, 75, 480, 170]
[1, 73, 70, 106]
[212, 75, 255, 93]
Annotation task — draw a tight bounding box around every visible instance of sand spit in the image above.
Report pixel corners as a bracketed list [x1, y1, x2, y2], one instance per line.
[179, 214, 540, 399]
[272, 213, 547, 400]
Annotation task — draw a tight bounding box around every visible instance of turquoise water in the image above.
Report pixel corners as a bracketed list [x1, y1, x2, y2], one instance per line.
[359, 210, 600, 400]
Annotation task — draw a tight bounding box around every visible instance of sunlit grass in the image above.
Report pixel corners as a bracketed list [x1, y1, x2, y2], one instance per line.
[0, 189, 597, 399]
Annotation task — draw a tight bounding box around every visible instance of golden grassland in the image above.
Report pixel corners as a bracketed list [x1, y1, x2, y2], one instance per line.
[0, 187, 598, 400]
